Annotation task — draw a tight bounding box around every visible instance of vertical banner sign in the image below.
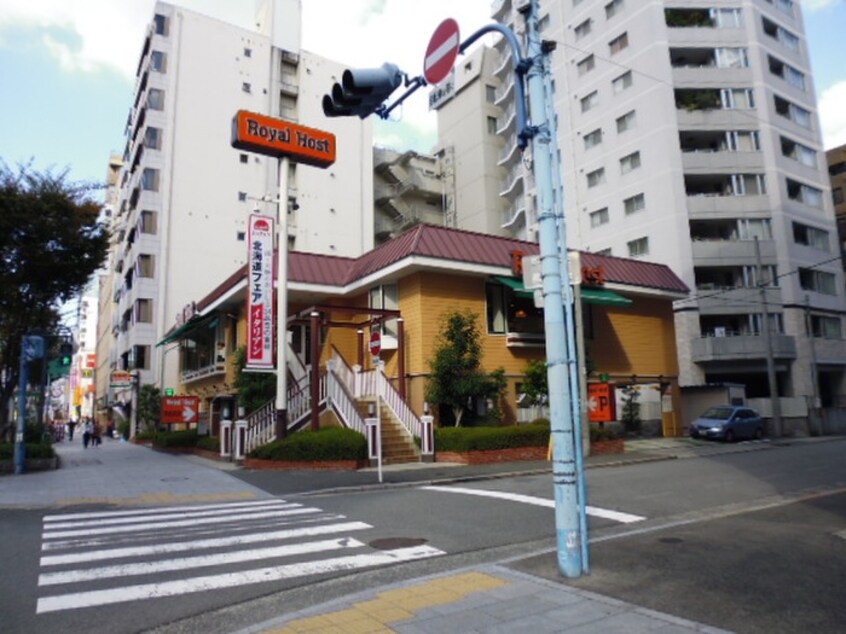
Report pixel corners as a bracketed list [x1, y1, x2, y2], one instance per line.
[247, 214, 275, 369]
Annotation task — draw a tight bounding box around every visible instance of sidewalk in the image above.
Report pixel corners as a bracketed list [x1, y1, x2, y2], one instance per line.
[236, 565, 730, 634]
[0, 436, 273, 508]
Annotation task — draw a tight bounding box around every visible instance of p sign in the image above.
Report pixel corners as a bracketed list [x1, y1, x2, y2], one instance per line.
[588, 383, 616, 423]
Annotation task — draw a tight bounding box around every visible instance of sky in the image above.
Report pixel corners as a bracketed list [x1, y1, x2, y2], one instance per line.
[0, 0, 845, 195]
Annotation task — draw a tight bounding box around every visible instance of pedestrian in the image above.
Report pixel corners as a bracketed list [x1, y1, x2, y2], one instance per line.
[67, 420, 77, 441]
[92, 422, 102, 447]
[83, 419, 93, 448]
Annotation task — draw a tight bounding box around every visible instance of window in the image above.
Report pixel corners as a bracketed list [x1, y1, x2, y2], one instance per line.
[809, 315, 842, 339]
[829, 162, 846, 176]
[793, 223, 829, 251]
[769, 55, 805, 90]
[139, 210, 157, 234]
[620, 151, 641, 174]
[369, 283, 398, 337]
[616, 110, 636, 133]
[240, 153, 249, 164]
[137, 254, 155, 278]
[575, 19, 592, 39]
[766, 0, 795, 16]
[584, 128, 603, 149]
[612, 71, 632, 93]
[762, 16, 799, 51]
[774, 95, 811, 128]
[605, 0, 624, 19]
[140, 168, 159, 191]
[834, 187, 844, 205]
[713, 8, 743, 28]
[244, 47, 252, 57]
[154, 14, 168, 36]
[590, 207, 609, 227]
[799, 268, 836, 295]
[238, 191, 247, 202]
[487, 116, 498, 134]
[586, 167, 606, 188]
[623, 193, 645, 214]
[721, 88, 755, 109]
[787, 178, 823, 208]
[486, 283, 544, 334]
[731, 174, 766, 195]
[134, 299, 153, 323]
[715, 47, 749, 68]
[609, 32, 629, 55]
[628, 237, 649, 257]
[143, 126, 161, 150]
[580, 91, 599, 113]
[577, 54, 595, 76]
[738, 218, 772, 240]
[147, 88, 164, 110]
[150, 50, 166, 73]
[242, 82, 252, 93]
[133, 345, 151, 370]
[486, 85, 496, 103]
[780, 137, 816, 167]
[727, 131, 760, 151]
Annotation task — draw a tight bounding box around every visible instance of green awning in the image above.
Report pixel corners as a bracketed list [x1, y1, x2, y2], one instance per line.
[156, 313, 218, 347]
[580, 287, 632, 307]
[492, 275, 534, 298]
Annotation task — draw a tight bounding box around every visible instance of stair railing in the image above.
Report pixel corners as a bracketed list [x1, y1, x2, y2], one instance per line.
[326, 357, 365, 434]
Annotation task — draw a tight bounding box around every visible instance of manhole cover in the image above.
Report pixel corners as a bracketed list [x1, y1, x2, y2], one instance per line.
[369, 537, 428, 550]
[659, 537, 683, 544]
[160, 476, 189, 482]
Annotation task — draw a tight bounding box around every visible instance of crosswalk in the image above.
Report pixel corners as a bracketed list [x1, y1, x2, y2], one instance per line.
[36, 498, 445, 614]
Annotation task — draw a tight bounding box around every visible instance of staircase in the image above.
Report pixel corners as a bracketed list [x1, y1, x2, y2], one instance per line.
[356, 397, 420, 465]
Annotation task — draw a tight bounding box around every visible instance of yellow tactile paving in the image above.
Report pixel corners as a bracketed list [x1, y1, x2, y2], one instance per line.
[260, 572, 510, 634]
[55, 491, 258, 506]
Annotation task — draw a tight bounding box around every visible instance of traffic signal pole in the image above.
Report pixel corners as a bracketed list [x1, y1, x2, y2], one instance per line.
[275, 156, 290, 440]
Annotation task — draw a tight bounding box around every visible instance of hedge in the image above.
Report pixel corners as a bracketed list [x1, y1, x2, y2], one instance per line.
[152, 430, 200, 449]
[434, 422, 550, 452]
[249, 428, 367, 462]
[195, 435, 220, 452]
[0, 442, 56, 460]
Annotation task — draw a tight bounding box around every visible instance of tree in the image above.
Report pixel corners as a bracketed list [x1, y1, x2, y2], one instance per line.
[521, 359, 548, 406]
[425, 310, 506, 427]
[137, 385, 162, 433]
[233, 346, 276, 415]
[0, 162, 108, 440]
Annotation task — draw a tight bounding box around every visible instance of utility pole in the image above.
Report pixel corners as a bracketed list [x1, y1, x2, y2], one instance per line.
[275, 157, 290, 441]
[755, 237, 781, 436]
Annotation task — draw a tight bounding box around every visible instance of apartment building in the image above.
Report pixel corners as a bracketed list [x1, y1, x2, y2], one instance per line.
[436, 0, 846, 412]
[103, 0, 375, 402]
[826, 143, 846, 261]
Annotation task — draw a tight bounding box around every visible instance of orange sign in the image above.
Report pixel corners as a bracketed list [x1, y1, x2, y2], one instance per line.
[231, 110, 336, 168]
[161, 396, 200, 425]
[588, 383, 616, 422]
[582, 265, 605, 286]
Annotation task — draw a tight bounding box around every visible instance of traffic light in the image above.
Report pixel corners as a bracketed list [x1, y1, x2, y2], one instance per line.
[322, 63, 403, 119]
[59, 342, 74, 367]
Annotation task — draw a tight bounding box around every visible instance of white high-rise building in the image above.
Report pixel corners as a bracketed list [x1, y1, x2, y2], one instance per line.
[436, 0, 846, 413]
[106, 0, 374, 398]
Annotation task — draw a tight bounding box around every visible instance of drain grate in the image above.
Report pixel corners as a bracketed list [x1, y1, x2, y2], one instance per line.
[369, 537, 428, 550]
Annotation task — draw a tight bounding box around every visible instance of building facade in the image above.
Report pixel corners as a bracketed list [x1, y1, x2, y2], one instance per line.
[826, 144, 846, 265]
[436, 0, 846, 412]
[101, 0, 375, 414]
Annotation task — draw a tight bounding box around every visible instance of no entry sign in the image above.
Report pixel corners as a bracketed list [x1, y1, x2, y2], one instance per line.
[424, 18, 461, 85]
[369, 331, 382, 357]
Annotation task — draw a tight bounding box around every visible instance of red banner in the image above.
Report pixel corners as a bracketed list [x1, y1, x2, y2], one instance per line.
[247, 214, 275, 369]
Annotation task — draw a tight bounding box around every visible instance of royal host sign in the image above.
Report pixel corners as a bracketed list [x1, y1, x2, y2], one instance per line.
[231, 110, 336, 168]
[247, 214, 275, 369]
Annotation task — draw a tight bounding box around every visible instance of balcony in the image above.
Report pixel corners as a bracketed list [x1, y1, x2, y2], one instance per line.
[496, 104, 516, 136]
[691, 334, 796, 363]
[696, 287, 782, 314]
[182, 362, 226, 384]
[494, 76, 514, 105]
[499, 164, 524, 198]
[506, 332, 544, 348]
[691, 238, 777, 263]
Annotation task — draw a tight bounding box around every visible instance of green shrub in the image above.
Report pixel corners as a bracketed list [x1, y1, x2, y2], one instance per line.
[434, 422, 550, 452]
[134, 431, 157, 442]
[196, 435, 220, 452]
[590, 425, 621, 442]
[152, 430, 199, 448]
[250, 427, 367, 462]
[0, 443, 56, 460]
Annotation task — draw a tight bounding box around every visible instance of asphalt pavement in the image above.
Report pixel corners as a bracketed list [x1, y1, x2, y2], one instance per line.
[4, 433, 844, 633]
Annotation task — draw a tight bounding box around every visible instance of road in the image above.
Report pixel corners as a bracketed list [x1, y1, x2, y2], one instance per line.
[0, 438, 844, 633]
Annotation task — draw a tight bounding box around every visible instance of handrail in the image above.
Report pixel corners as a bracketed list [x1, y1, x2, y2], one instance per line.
[374, 370, 421, 439]
[244, 399, 275, 454]
[326, 361, 365, 434]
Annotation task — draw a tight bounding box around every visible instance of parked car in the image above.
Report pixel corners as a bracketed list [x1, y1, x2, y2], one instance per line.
[689, 406, 764, 442]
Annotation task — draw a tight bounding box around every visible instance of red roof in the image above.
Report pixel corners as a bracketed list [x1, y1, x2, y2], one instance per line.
[196, 224, 688, 314]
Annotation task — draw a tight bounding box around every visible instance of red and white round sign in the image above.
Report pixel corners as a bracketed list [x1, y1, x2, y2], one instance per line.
[369, 331, 382, 356]
[424, 18, 461, 85]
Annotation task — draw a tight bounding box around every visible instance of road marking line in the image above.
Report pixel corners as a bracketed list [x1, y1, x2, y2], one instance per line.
[44, 501, 298, 529]
[43, 499, 286, 522]
[40, 521, 372, 565]
[36, 545, 446, 614]
[421, 485, 645, 524]
[42, 507, 321, 539]
[39, 537, 366, 586]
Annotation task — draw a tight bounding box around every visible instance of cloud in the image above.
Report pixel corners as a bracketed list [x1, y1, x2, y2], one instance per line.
[818, 80, 846, 149]
[802, 0, 841, 11]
